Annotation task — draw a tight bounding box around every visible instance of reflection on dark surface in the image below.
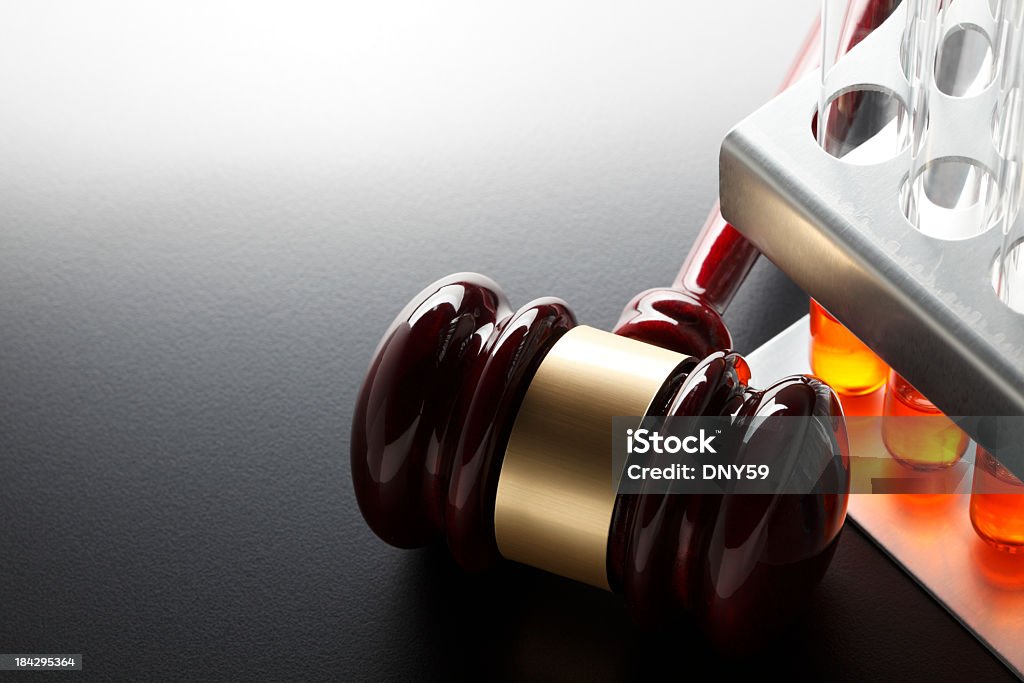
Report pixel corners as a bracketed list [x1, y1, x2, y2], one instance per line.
[404, 545, 840, 681]
[399, 540, 1011, 681]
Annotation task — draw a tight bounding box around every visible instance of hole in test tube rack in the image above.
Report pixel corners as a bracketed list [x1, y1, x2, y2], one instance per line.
[991, 239, 1024, 313]
[935, 24, 995, 98]
[901, 156, 1001, 239]
[815, 87, 910, 163]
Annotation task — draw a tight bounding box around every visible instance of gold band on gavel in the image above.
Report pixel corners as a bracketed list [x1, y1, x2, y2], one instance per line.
[493, 326, 691, 589]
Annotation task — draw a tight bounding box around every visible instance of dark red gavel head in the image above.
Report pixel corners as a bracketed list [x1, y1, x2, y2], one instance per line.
[351, 273, 850, 652]
[613, 285, 732, 358]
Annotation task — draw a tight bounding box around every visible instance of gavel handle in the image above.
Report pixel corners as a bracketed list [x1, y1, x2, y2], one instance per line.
[673, 17, 821, 316]
[670, 0, 898, 316]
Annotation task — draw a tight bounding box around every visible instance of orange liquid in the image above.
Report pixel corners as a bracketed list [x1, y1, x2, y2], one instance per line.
[971, 447, 1024, 552]
[881, 371, 968, 470]
[809, 300, 887, 395]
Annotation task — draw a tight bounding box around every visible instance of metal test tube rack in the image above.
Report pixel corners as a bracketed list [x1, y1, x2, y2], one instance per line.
[720, 0, 1024, 480]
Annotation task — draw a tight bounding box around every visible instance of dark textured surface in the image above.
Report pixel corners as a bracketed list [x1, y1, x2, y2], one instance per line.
[0, 2, 1014, 680]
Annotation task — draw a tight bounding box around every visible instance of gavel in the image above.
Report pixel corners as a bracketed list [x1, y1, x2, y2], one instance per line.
[351, 1, 895, 651]
[351, 272, 848, 649]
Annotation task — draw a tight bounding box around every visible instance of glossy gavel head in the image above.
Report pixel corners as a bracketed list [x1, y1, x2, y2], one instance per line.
[613, 285, 731, 358]
[351, 273, 850, 650]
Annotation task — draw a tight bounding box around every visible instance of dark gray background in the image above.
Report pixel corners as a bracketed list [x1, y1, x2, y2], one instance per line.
[0, 2, 1013, 680]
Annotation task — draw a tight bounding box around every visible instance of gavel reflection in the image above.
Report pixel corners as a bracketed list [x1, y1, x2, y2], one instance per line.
[350, 2, 898, 652]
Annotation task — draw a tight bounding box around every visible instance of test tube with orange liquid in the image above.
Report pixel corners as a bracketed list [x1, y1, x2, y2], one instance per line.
[810, 0, 901, 396]
[979, 1, 1024, 552]
[877, 0, 979, 471]
[881, 371, 968, 470]
[809, 300, 887, 396]
[971, 447, 1024, 553]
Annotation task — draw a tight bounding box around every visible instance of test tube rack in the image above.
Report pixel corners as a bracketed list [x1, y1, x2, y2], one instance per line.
[720, 0, 1024, 480]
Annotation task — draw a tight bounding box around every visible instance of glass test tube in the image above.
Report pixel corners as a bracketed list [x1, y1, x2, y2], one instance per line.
[811, 0, 903, 396]
[882, 369, 969, 470]
[971, 446, 1024, 552]
[884, 0, 977, 470]
[975, 0, 1024, 550]
[902, 0, 1006, 239]
[994, 2, 1024, 312]
[809, 301, 888, 396]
